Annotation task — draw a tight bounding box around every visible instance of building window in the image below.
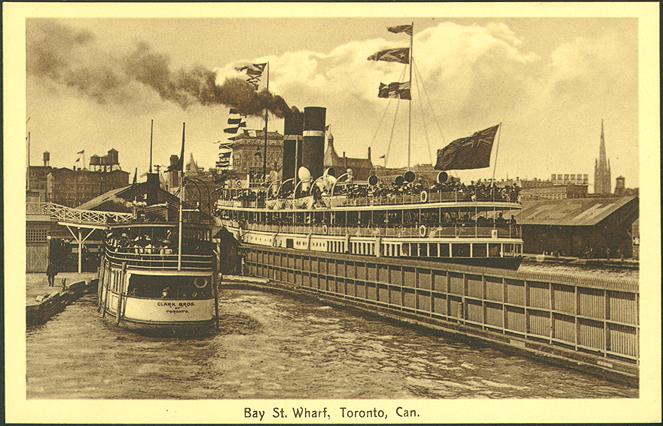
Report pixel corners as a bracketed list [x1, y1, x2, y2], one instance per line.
[452, 243, 470, 257]
[26, 227, 48, 243]
[472, 243, 488, 257]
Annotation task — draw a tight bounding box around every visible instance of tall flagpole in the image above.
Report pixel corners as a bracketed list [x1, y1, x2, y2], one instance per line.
[177, 122, 186, 271]
[491, 121, 503, 185]
[407, 22, 414, 170]
[149, 119, 154, 173]
[262, 62, 270, 182]
[26, 131, 31, 191]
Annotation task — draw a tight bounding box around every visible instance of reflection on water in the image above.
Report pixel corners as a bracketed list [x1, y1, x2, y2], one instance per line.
[27, 290, 637, 399]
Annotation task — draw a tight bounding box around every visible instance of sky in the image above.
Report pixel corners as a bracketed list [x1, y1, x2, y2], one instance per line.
[26, 18, 639, 189]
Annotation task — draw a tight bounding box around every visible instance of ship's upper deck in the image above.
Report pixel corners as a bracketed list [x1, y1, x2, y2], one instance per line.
[104, 248, 214, 271]
[103, 220, 215, 271]
[217, 195, 521, 213]
[216, 181, 521, 213]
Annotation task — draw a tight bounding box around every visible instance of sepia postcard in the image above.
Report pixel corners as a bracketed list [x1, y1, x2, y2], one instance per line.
[3, 1, 661, 424]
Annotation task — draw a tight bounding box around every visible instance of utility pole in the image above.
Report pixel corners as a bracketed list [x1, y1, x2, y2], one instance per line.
[407, 21, 414, 169]
[262, 62, 270, 183]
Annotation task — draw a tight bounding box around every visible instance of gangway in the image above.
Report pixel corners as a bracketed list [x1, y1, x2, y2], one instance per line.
[27, 202, 134, 272]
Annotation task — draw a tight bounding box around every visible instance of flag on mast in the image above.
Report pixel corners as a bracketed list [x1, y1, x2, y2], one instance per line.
[378, 81, 411, 100]
[235, 63, 267, 76]
[387, 24, 413, 36]
[434, 125, 500, 170]
[367, 47, 410, 64]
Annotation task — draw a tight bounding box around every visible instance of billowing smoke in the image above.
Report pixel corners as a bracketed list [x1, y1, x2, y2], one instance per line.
[27, 20, 292, 117]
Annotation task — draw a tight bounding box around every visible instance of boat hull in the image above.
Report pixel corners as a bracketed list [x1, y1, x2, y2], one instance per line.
[101, 314, 217, 337]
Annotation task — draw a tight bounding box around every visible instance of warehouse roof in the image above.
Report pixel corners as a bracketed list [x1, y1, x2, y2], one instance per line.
[77, 182, 181, 212]
[516, 196, 638, 226]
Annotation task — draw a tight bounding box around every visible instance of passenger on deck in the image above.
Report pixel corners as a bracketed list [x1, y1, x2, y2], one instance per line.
[118, 233, 130, 250]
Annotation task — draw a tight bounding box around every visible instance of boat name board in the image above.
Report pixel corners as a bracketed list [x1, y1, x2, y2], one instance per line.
[123, 298, 214, 321]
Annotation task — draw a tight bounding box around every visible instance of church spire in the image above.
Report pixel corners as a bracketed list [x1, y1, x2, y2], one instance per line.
[598, 119, 607, 167]
[594, 118, 611, 194]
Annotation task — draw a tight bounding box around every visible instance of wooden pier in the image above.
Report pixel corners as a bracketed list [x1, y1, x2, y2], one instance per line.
[26, 279, 98, 326]
[240, 245, 639, 385]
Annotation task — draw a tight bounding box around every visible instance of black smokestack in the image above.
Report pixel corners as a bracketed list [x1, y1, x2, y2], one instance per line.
[27, 21, 292, 117]
[302, 106, 326, 180]
[282, 111, 304, 186]
[146, 173, 160, 205]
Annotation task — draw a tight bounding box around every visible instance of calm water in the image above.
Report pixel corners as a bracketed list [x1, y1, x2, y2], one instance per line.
[26, 290, 637, 399]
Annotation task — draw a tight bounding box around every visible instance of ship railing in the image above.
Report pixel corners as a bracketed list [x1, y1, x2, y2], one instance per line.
[216, 189, 520, 210]
[238, 222, 521, 239]
[104, 248, 214, 271]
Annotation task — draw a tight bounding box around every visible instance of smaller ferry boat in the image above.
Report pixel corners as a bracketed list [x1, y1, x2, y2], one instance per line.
[97, 190, 220, 336]
[96, 121, 221, 336]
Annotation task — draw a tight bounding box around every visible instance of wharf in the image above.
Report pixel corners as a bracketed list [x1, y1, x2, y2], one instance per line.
[239, 245, 639, 386]
[522, 253, 639, 270]
[26, 273, 98, 326]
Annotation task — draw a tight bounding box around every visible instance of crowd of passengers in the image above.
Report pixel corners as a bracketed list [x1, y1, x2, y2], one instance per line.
[225, 178, 520, 204]
[220, 211, 517, 230]
[104, 230, 214, 255]
[358, 179, 521, 203]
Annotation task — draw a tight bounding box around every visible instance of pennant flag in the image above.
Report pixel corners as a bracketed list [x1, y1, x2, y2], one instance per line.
[228, 117, 243, 125]
[235, 63, 267, 76]
[224, 127, 240, 134]
[387, 24, 413, 36]
[367, 47, 410, 64]
[379, 154, 386, 159]
[167, 122, 186, 172]
[378, 81, 411, 100]
[76, 149, 85, 155]
[434, 125, 500, 171]
[216, 149, 233, 169]
[75, 157, 80, 162]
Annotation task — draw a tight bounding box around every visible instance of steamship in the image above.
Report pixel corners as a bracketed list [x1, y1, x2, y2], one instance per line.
[215, 107, 523, 269]
[216, 23, 523, 269]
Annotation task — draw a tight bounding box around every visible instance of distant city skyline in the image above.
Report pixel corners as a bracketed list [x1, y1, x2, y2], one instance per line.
[26, 18, 638, 188]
